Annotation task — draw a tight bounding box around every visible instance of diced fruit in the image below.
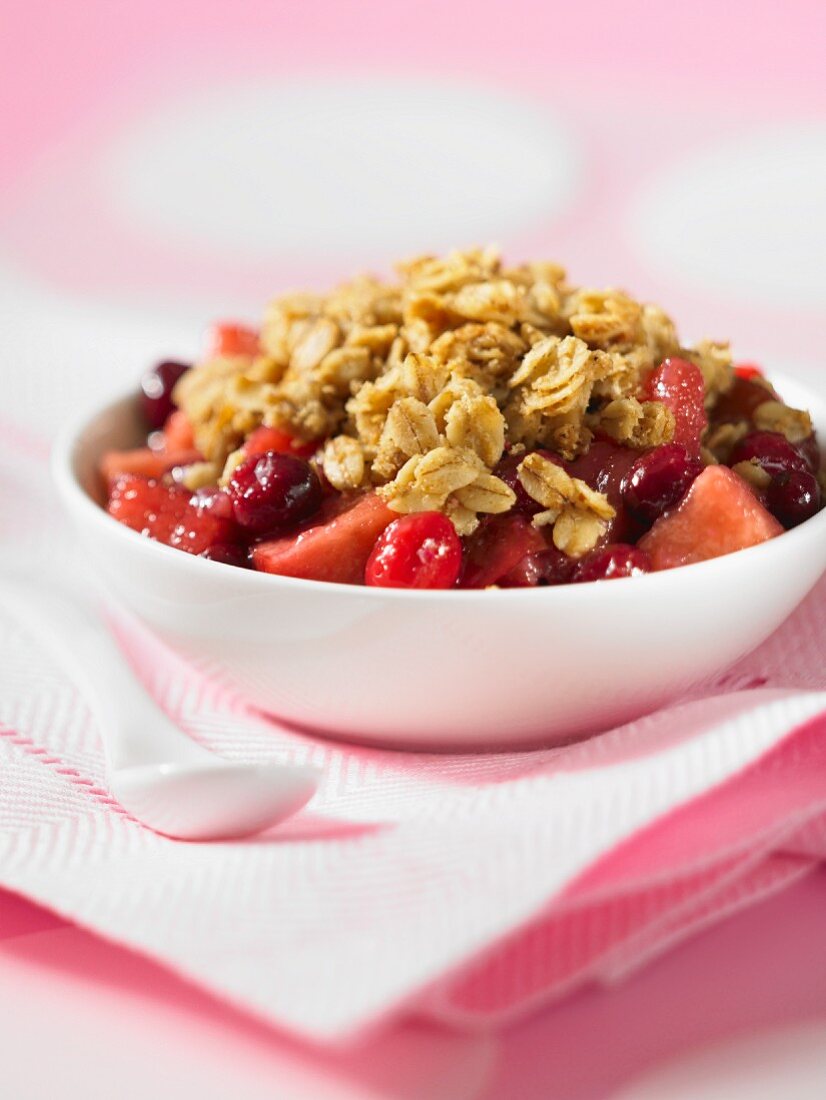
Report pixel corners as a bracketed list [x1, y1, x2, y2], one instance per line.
[499, 546, 575, 588]
[243, 425, 318, 460]
[365, 513, 462, 589]
[729, 431, 810, 478]
[494, 450, 564, 515]
[100, 446, 201, 487]
[767, 470, 821, 528]
[572, 544, 651, 582]
[644, 357, 707, 458]
[162, 409, 196, 451]
[639, 466, 783, 571]
[621, 443, 703, 524]
[108, 476, 237, 555]
[734, 363, 764, 381]
[251, 493, 396, 584]
[459, 514, 547, 589]
[711, 377, 776, 424]
[140, 360, 190, 429]
[227, 452, 322, 534]
[212, 323, 260, 358]
[189, 485, 236, 521]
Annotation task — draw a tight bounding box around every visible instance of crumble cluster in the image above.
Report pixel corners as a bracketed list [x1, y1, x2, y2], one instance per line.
[174, 248, 738, 548]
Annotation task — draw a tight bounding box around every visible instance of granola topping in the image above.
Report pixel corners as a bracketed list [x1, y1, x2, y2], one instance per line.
[589, 397, 676, 449]
[752, 400, 813, 444]
[517, 452, 615, 557]
[163, 248, 821, 565]
[321, 435, 367, 492]
[378, 445, 515, 536]
[731, 459, 773, 492]
[704, 421, 750, 464]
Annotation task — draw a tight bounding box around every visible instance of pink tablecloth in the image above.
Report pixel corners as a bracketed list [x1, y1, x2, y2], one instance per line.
[3, 871, 826, 1099]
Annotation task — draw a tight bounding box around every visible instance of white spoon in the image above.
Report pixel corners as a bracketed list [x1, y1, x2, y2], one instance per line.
[1, 577, 319, 840]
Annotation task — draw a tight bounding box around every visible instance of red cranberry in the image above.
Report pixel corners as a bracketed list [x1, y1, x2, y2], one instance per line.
[572, 544, 651, 583]
[644, 358, 707, 458]
[767, 470, 821, 528]
[568, 441, 641, 503]
[494, 449, 564, 514]
[499, 547, 575, 587]
[211, 322, 260, 358]
[459, 514, 547, 589]
[243, 425, 319, 460]
[365, 512, 462, 589]
[797, 432, 821, 475]
[729, 431, 810, 478]
[227, 451, 322, 534]
[621, 444, 703, 523]
[711, 376, 776, 425]
[734, 363, 765, 381]
[568, 440, 644, 544]
[140, 360, 191, 430]
[200, 543, 250, 568]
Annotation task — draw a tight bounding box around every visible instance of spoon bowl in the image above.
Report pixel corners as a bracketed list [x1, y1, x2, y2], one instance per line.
[1, 575, 320, 841]
[112, 760, 320, 841]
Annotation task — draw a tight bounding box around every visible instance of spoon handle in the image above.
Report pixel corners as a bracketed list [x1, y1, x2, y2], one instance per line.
[0, 577, 208, 769]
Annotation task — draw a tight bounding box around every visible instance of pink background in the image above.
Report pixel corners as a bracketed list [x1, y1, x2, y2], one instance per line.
[2, 2, 826, 1096]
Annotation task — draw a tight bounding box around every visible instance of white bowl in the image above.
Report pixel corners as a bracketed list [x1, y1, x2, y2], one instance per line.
[54, 373, 826, 751]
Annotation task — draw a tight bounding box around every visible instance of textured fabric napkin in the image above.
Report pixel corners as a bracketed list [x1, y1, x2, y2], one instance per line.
[2, 424, 826, 1044]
